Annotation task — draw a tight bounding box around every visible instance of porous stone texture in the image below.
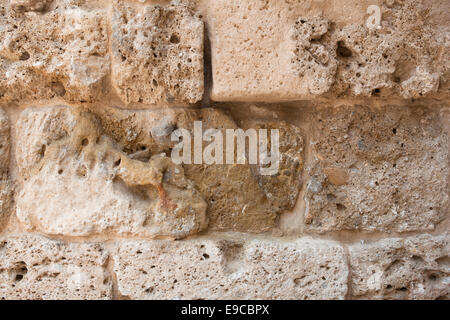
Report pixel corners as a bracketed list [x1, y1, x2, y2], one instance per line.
[15, 106, 208, 239]
[111, 0, 204, 105]
[305, 104, 449, 233]
[0, 0, 109, 103]
[0, 234, 112, 300]
[113, 238, 348, 300]
[14, 105, 304, 237]
[179, 109, 304, 232]
[350, 233, 450, 300]
[0, 0, 449, 300]
[204, 0, 450, 101]
[0, 108, 12, 229]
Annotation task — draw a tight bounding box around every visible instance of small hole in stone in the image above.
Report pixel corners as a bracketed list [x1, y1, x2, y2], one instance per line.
[114, 158, 121, 167]
[51, 81, 66, 96]
[429, 274, 438, 281]
[372, 88, 381, 96]
[170, 34, 180, 44]
[202, 253, 209, 259]
[336, 203, 346, 211]
[58, 169, 63, 175]
[145, 287, 154, 293]
[19, 51, 30, 61]
[39, 144, 46, 157]
[337, 41, 352, 58]
[392, 128, 397, 134]
[81, 138, 89, 146]
[15, 274, 24, 281]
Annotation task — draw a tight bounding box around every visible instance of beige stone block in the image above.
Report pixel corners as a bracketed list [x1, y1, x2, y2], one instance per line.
[113, 238, 348, 299]
[0, 0, 109, 103]
[0, 234, 112, 300]
[203, 0, 449, 101]
[110, 0, 204, 105]
[15, 106, 207, 239]
[305, 104, 449, 233]
[349, 233, 450, 300]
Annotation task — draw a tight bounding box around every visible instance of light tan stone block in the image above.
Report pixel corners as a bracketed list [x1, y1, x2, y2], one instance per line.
[110, 0, 204, 105]
[0, 234, 112, 300]
[305, 104, 449, 233]
[113, 238, 348, 300]
[203, 0, 449, 101]
[15, 106, 207, 239]
[0, 0, 109, 103]
[349, 233, 450, 300]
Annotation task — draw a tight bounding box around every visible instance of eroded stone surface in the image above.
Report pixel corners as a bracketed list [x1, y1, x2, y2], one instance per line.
[0, 108, 12, 229]
[111, 0, 204, 105]
[0, 0, 109, 103]
[113, 238, 348, 300]
[305, 104, 449, 233]
[239, 119, 304, 214]
[15, 106, 207, 239]
[204, 0, 449, 101]
[99, 106, 304, 233]
[350, 233, 450, 300]
[0, 234, 112, 300]
[15, 105, 304, 237]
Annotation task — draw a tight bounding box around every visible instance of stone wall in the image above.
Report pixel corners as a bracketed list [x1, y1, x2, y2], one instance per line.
[0, 0, 449, 300]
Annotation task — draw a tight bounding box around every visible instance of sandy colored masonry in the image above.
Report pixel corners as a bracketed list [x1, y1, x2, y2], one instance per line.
[0, 0, 449, 300]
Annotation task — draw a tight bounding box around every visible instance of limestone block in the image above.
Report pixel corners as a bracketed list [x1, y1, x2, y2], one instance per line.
[203, 0, 449, 101]
[15, 106, 207, 239]
[0, 108, 12, 229]
[350, 233, 450, 300]
[304, 105, 449, 233]
[111, 0, 204, 105]
[98, 106, 304, 233]
[0, 234, 112, 300]
[113, 238, 348, 299]
[0, 0, 109, 103]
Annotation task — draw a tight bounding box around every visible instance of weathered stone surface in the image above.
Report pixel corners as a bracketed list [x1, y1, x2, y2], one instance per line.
[203, 0, 449, 101]
[239, 119, 304, 214]
[305, 104, 449, 233]
[15, 106, 207, 239]
[111, 0, 204, 105]
[0, 234, 112, 300]
[15, 105, 304, 237]
[0, 108, 12, 229]
[113, 238, 348, 300]
[350, 233, 450, 300]
[0, 0, 109, 103]
[98, 106, 304, 233]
